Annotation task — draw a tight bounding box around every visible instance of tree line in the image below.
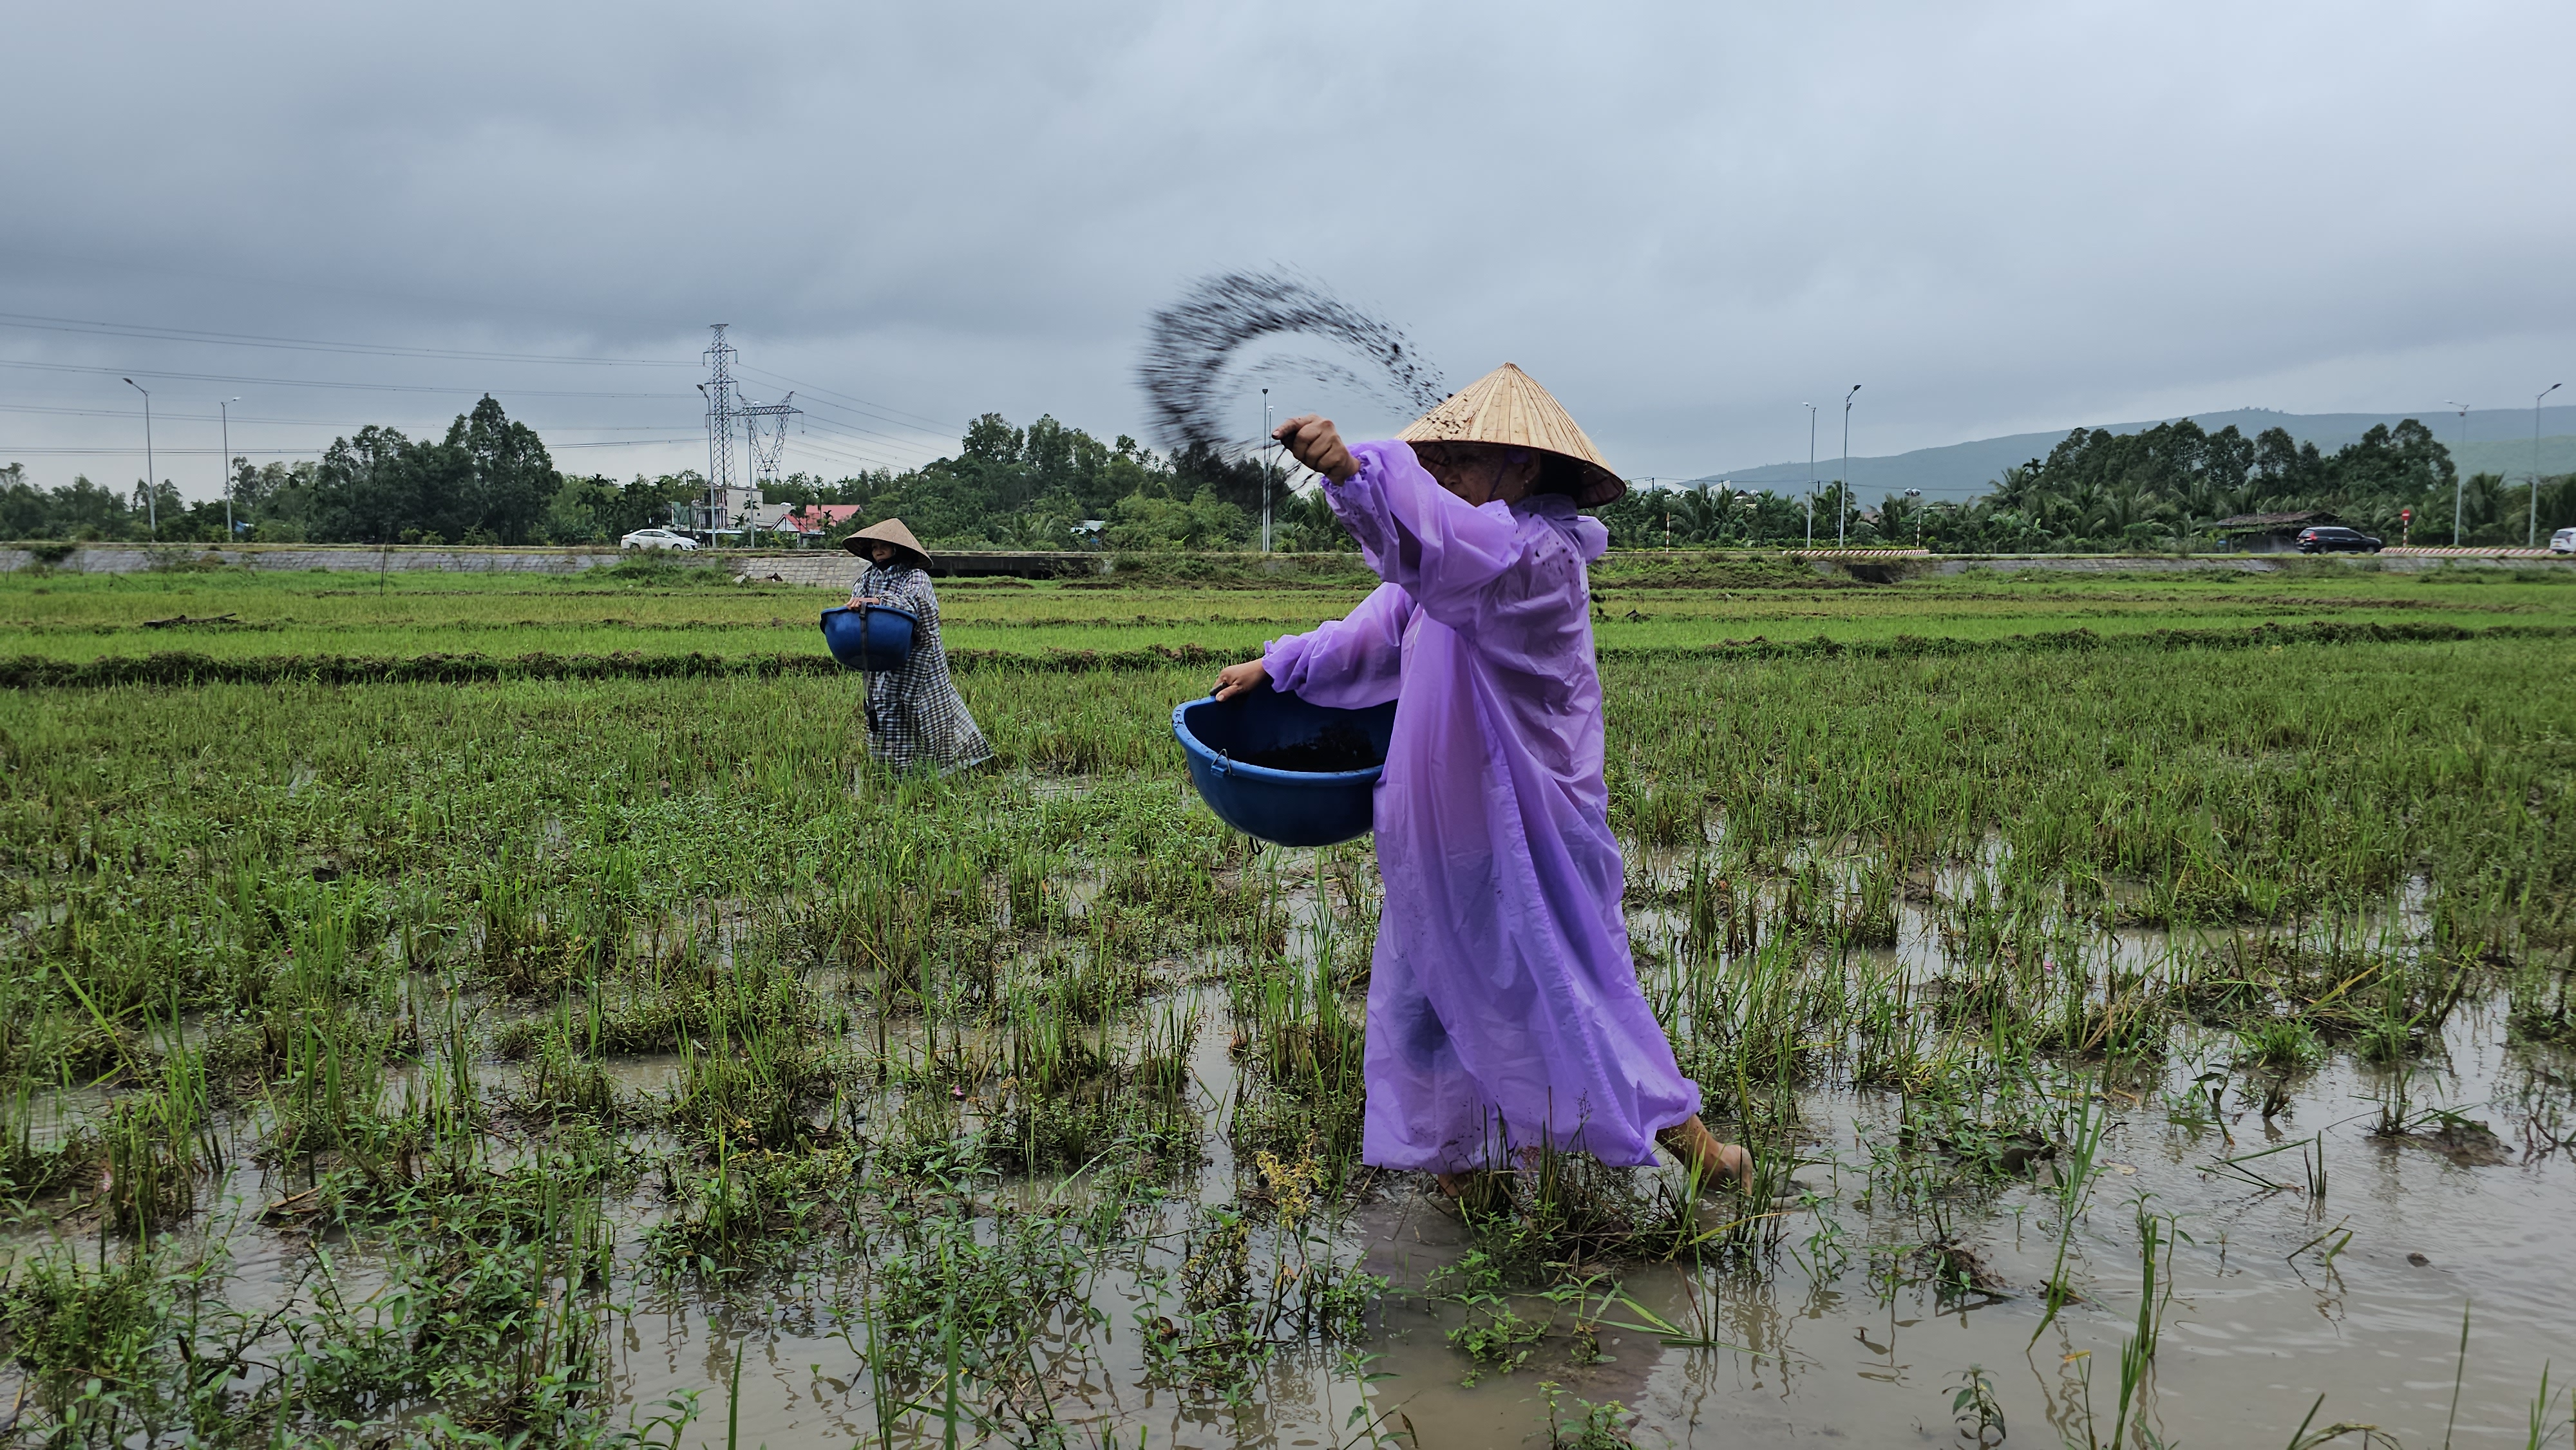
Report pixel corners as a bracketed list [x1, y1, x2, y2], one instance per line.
[0, 397, 697, 547]
[761, 412, 1341, 551]
[6, 404, 2569, 552]
[0, 401, 1341, 552]
[1606, 417, 2576, 552]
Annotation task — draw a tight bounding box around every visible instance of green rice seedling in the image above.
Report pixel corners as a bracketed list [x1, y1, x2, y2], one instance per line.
[665, 997, 832, 1153]
[260, 988, 423, 1191]
[1060, 923, 1152, 1025]
[647, 1135, 857, 1270]
[863, 1190, 1099, 1430]
[2506, 959, 2576, 1046]
[1611, 769, 1705, 849]
[0, 1075, 100, 1204]
[1230, 956, 1367, 1171]
[294, 1177, 623, 1438]
[2524, 1362, 2572, 1450]
[2031, 1086, 2110, 1343]
[0, 1236, 296, 1445]
[1462, 1136, 1714, 1267]
[1003, 847, 1071, 933]
[1837, 854, 1902, 948]
[1848, 959, 1938, 1089]
[502, 924, 811, 1061]
[1003, 972, 1119, 1099]
[1671, 927, 1820, 1098]
[95, 998, 223, 1237]
[985, 1092, 1140, 1178]
[506, 1004, 621, 1125]
[1677, 857, 1751, 958]
[2237, 1017, 2326, 1074]
[2105, 1203, 2183, 1446]
[1135, 997, 1198, 1097]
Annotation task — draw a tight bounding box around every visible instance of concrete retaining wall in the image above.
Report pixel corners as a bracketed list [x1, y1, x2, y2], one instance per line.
[0, 542, 1117, 583]
[0, 543, 626, 576]
[740, 554, 862, 589]
[1925, 552, 2574, 575]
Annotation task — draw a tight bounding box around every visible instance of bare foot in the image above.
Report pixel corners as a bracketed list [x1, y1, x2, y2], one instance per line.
[1656, 1116, 1754, 1193]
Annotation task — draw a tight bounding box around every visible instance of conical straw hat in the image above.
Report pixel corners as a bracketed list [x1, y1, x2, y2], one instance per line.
[842, 517, 929, 564]
[1398, 362, 1625, 507]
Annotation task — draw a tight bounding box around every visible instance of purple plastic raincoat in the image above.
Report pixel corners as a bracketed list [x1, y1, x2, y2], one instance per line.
[1262, 440, 1701, 1172]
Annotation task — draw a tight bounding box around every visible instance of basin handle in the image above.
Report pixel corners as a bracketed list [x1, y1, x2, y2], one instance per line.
[1211, 750, 1231, 777]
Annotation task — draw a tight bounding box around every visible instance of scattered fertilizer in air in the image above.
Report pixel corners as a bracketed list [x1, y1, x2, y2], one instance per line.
[1137, 270, 1447, 460]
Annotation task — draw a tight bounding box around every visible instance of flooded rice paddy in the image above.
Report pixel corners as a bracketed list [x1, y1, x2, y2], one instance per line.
[0, 635, 2568, 1447]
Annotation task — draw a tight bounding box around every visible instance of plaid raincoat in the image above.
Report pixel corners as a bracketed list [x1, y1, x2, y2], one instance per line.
[853, 562, 991, 775]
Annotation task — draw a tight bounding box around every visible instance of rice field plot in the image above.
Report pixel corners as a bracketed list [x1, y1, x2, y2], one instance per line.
[0, 632, 2569, 1446]
[3, 555, 2571, 666]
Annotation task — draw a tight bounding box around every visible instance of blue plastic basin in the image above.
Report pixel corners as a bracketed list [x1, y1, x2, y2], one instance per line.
[1172, 690, 1397, 848]
[819, 605, 919, 672]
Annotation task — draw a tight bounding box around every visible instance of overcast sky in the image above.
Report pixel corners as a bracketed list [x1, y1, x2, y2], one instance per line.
[5, 1, 2571, 496]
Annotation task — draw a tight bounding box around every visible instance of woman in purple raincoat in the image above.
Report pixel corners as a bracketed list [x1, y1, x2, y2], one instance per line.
[1213, 366, 1749, 1194]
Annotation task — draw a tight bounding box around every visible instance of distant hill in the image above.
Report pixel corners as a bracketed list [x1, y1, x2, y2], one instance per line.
[1689, 406, 2576, 502]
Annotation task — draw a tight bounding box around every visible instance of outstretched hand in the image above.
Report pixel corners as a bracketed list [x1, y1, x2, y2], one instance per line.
[1214, 657, 1268, 701]
[1273, 414, 1358, 483]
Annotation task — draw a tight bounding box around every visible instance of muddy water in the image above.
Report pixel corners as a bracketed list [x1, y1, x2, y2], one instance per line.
[590, 865, 2570, 1445]
[17, 873, 2566, 1447]
[576, 991, 2571, 1447]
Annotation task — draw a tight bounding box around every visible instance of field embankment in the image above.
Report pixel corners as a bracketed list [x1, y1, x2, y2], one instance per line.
[3, 556, 2571, 672]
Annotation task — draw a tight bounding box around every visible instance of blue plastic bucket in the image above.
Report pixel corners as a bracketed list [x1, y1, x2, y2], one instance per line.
[1171, 690, 1397, 848]
[819, 605, 919, 672]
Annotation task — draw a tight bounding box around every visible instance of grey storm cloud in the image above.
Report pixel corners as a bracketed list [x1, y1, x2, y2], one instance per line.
[3, 0, 2570, 491]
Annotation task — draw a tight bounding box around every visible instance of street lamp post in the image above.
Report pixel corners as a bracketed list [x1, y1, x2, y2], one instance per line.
[1904, 487, 1923, 547]
[1803, 402, 1818, 548]
[122, 379, 155, 538]
[2443, 400, 2471, 546]
[2536, 384, 2563, 549]
[1840, 385, 1861, 549]
[219, 397, 240, 540]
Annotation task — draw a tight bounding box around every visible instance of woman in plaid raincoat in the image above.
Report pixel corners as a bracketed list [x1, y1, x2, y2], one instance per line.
[843, 519, 992, 775]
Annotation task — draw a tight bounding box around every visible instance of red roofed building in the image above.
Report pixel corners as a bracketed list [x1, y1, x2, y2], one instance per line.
[781, 504, 866, 540]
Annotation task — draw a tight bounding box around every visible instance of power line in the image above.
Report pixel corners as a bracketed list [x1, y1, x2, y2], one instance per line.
[0, 401, 699, 431]
[736, 364, 958, 435]
[0, 312, 696, 367]
[3, 437, 692, 458]
[1, 446, 321, 458]
[790, 411, 945, 458]
[0, 358, 686, 399]
[776, 430, 905, 468]
[781, 438, 905, 473]
[785, 406, 954, 455]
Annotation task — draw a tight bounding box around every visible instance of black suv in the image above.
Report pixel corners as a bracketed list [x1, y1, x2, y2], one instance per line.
[2296, 525, 2382, 554]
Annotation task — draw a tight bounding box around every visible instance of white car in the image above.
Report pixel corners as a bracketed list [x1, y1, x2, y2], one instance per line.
[2553, 527, 2575, 555]
[620, 528, 700, 551]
